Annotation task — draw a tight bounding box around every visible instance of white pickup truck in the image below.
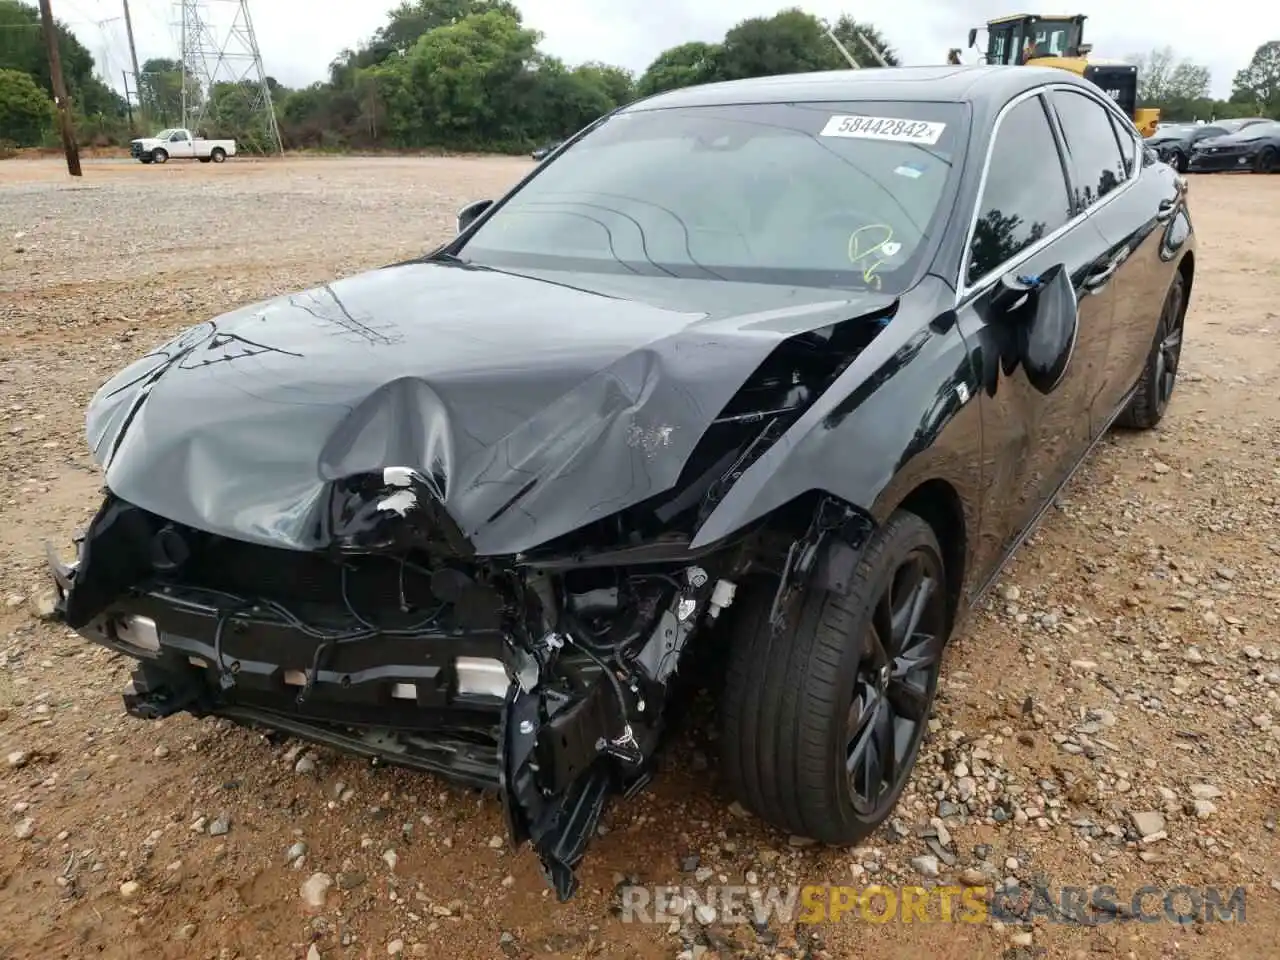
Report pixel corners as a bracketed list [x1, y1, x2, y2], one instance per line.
[130, 128, 237, 165]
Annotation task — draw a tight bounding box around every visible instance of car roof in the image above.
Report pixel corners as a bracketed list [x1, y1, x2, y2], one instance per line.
[623, 65, 1097, 112]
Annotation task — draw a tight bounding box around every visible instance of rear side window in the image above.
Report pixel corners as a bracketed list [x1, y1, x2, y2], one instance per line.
[1107, 114, 1136, 176]
[966, 95, 1071, 286]
[1051, 90, 1129, 210]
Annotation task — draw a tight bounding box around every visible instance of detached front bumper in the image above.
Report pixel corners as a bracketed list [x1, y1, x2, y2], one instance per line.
[45, 528, 644, 900]
[49, 543, 509, 784]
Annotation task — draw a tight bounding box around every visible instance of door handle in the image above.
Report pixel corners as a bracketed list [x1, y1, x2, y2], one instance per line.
[1083, 260, 1119, 291]
[1156, 198, 1177, 222]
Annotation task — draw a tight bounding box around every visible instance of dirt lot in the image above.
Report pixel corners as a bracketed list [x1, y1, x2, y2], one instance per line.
[1, 157, 1278, 960]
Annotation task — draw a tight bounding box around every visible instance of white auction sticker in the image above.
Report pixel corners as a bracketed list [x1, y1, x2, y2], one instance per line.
[820, 114, 946, 145]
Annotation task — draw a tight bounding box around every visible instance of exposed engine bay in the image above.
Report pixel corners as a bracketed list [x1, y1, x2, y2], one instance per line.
[49, 262, 892, 899]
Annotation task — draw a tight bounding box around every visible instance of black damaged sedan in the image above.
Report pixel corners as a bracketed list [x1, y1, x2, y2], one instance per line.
[48, 66, 1194, 899]
[1187, 119, 1280, 173]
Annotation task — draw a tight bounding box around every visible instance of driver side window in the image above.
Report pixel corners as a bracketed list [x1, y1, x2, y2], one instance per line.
[966, 95, 1072, 286]
[170, 132, 186, 142]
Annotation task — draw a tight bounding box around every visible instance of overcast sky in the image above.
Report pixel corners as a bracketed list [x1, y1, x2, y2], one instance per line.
[65, 0, 1260, 100]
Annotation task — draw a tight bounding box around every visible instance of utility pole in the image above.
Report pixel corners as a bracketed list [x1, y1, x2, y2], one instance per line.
[121, 70, 135, 131]
[121, 0, 144, 125]
[826, 25, 860, 69]
[37, 0, 82, 177]
[855, 31, 890, 68]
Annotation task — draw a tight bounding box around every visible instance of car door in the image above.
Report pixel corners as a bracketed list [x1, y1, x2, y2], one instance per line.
[169, 132, 194, 158]
[1047, 87, 1178, 426]
[953, 90, 1119, 586]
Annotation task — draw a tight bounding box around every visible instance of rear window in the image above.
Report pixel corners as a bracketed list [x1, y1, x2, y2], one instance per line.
[459, 100, 968, 293]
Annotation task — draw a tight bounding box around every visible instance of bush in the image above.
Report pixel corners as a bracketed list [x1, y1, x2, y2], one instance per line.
[0, 68, 54, 147]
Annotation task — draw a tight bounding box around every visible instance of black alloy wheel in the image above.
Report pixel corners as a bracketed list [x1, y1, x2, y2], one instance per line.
[1255, 146, 1278, 174]
[720, 510, 949, 843]
[1153, 276, 1185, 418]
[1118, 271, 1186, 430]
[845, 544, 946, 816]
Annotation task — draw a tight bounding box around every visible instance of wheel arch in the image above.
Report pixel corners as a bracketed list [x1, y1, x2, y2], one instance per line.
[890, 478, 967, 627]
[1177, 249, 1194, 298]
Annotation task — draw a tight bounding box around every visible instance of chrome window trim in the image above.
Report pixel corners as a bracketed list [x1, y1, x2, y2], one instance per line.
[956, 82, 1141, 305]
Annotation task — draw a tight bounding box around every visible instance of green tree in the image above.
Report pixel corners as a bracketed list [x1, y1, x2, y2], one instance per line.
[377, 9, 541, 147]
[636, 42, 722, 97]
[1231, 41, 1280, 115]
[575, 61, 634, 106]
[0, 0, 121, 117]
[827, 15, 900, 68]
[137, 58, 200, 126]
[330, 0, 523, 83]
[0, 66, 51, 145]
[717, 8, 835, 80]
[1133, 46, 1211, 104]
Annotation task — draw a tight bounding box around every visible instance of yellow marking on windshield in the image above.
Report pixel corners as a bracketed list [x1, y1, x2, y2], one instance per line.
[847, 224, 893, 290]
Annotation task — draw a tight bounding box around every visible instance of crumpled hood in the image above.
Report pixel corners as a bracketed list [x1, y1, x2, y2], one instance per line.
[89, 260, 892, 555]
[1198, 128, 1273, 148]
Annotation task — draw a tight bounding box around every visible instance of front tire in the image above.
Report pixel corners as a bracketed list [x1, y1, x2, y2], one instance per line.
[1168, 149, 1188, 173]
[1118, 272, 1186, 430]
[152, 149, 168, 164]
[1255, 147, 1277, 174]
[720, 510, 947, 843]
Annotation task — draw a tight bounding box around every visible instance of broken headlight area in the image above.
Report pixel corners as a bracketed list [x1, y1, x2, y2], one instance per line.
[49, 494, 744, 901]
[47, 309, 890, 900]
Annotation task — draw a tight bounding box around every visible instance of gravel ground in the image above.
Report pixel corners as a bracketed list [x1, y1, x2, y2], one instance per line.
[1, 158, 1278, 960]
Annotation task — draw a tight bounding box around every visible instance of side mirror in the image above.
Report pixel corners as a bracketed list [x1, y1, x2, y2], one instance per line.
[456, 199, 493, 235]
[967, 28, 977, 48]
[991, 265, 1078, 395]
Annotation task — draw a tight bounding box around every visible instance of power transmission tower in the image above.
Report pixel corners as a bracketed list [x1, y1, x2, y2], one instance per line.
[177, 0, 282, 153]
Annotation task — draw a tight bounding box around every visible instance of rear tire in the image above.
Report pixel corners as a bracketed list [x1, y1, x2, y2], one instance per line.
[720, 510, 948, 843]
[210, 148, 226, 163]
[152, 149, 168, 164]
[1117, 272, 1186, 430]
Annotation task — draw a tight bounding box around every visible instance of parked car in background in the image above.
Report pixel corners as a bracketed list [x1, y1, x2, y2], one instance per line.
[1146, 117, 1269, 172]
[49, 66, 1194, 902]
[131, 128, 237, 165]
[1188, 120, 1280, 173]
[531, 139, 563, 161]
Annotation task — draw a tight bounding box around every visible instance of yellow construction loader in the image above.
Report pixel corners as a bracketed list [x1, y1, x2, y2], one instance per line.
[962, 14, 1160, 136]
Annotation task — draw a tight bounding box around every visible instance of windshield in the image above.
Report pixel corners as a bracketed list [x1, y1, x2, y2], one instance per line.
[153, 128, 175, 139]
[1025, 19, 1075, 58]
[1229, 120, 1277, 137]
[458, 101, 966, 293]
